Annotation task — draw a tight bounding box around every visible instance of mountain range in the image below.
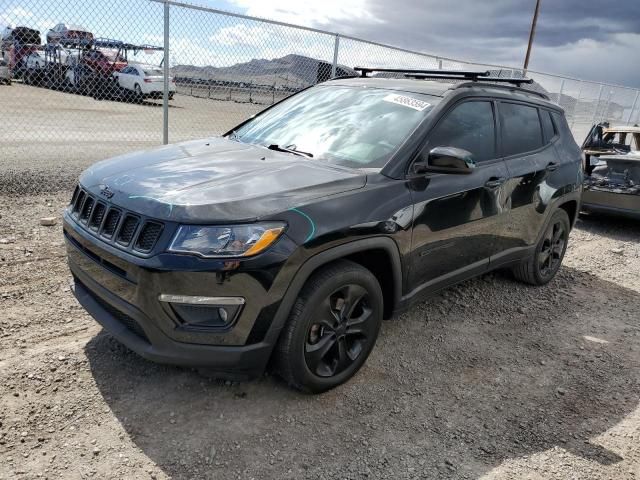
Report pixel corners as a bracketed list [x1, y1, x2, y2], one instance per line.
[171, 54, 339, 88]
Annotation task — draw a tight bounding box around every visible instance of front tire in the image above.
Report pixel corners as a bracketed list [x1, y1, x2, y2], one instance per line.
[512, 209, 570, 285]
[134, 83, 144, 102]
[275, 260, 383, 393]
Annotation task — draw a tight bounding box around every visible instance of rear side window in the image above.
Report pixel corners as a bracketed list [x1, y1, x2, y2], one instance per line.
[540, 110, 556, 142]
[427, 101, 496, 162]
[499, 102, 543, 156]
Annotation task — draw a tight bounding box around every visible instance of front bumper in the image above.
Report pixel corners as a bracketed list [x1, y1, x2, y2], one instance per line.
[64, 210, 297, 377]
[72, 271, 272, 377]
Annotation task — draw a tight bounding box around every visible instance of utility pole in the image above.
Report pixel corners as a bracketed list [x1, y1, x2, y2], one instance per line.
[523, 0, 541, 73]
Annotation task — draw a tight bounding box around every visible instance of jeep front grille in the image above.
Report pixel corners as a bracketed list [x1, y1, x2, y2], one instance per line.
[80, 197, 94, 223]
[135, 221, 164, 252]
[116, 215, 140, 246]
[88, 202, 106, 231]
[69, 186, 165, 255]
[102, 209, 121, 238]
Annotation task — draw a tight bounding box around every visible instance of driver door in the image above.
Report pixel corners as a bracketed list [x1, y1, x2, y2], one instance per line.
[407, 99, 511, 295]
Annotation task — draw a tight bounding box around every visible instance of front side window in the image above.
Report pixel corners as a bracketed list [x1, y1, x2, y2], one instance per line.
[426, 101, 496, 162]
[233, 85, 438, 169]
[500, 102, 543, 156]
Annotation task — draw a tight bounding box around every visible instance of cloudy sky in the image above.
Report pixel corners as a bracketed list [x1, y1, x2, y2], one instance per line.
[213, 0, 640, 88]
[2, 0, 638, 88]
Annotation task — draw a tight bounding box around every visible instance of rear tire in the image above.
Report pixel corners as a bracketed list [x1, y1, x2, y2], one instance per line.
[274, 260, 383, 393]
[512, 209, 570, 285]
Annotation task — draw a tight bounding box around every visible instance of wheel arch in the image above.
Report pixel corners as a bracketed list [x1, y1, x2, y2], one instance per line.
[557, 199, 579, 228]
[266, 237, 403, 347]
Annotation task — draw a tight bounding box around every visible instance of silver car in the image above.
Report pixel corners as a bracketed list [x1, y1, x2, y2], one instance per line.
[46, 23, 93, 45]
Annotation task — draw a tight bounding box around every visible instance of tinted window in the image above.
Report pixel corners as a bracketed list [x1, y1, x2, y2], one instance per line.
[500, 103, 543, 156]
[551, 112, 566, 136]
[426, 101, 496, 162]
[540, 110, 556, 142]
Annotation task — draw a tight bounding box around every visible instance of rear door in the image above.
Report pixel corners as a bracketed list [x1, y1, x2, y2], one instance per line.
[493, 101, 560, 264]
[407, 99, 511, 295]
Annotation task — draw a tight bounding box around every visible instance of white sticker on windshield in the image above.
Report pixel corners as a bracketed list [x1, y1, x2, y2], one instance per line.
[383, 93, 431, 111]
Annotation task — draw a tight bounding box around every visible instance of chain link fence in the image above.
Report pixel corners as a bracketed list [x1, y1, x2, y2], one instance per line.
[1, 0, 639, 195]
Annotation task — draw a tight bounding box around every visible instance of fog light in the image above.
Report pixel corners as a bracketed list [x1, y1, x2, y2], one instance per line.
[159, 294, 244, 330]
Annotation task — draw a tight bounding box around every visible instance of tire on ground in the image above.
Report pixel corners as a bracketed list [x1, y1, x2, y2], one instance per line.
[274, 259, 383, 393]
[512, 208, 570, 286]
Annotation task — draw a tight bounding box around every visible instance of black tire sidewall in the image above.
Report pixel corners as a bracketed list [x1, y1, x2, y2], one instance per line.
[533, 209, 570, 284]
[286, 267, 383, 393]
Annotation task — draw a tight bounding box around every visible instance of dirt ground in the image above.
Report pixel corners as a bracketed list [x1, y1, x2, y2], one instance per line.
[0, 191, 639, 480]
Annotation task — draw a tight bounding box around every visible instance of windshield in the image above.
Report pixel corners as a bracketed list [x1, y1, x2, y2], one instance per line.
[232, 85, 438, 169]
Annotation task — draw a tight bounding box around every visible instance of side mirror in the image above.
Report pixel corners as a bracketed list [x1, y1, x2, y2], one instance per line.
[413, 146, 476, 175]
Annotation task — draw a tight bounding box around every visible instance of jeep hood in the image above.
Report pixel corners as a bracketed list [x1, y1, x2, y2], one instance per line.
[79, 137, 367, 222]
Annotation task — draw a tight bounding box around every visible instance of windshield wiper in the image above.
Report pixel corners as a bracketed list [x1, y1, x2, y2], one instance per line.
[267, 144, 313, 158]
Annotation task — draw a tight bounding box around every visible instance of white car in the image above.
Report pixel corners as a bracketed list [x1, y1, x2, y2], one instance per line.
[114, 64, 176, 100]
[23, 50, 46, 85]
[24, 50, 46, 69]
[0, 58, 11, 85]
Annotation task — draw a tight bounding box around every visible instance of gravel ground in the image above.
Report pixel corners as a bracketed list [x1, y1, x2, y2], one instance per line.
[0, 192, 639, 480]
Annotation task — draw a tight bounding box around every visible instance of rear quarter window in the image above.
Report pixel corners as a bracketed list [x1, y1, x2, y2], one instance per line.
[540, 110, 556, 142]
[499, 102, 543, 156]
[551, 111, 569, 137]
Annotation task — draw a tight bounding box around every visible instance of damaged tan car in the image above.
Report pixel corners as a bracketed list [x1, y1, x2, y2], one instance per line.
[582, 123, 640, 219]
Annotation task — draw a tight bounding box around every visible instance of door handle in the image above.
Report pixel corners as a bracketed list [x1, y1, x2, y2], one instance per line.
[485, 177, 506, 188]
[546, 162, 559, 172]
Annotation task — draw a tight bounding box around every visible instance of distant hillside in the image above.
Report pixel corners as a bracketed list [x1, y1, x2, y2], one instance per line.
[171, 54, 354, 88]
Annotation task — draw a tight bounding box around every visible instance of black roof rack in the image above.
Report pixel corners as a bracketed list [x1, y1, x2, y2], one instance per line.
[353, 67, 533, 86]
[453, 81, 550, 100]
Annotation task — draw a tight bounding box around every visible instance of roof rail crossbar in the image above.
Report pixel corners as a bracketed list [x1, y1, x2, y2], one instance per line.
[354, 66, 534, 86]
[355, 67, 490, 79]
[453, 81, 550, 100]
[408, 73, 533, 86]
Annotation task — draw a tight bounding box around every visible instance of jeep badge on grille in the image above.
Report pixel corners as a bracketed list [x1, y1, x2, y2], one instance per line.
[99, 185, 114, 199]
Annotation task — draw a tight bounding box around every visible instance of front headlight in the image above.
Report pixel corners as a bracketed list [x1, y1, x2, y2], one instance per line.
[168, 222, 286, 258]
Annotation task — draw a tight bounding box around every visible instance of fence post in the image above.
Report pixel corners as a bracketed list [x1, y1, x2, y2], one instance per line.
[162, 0, 169, 145]
[331, 34, 340, 78]
[626, 90, 639, 124]
[603, 88, 613, 122]
[557, 79, 565, 106]
[591, 84, 604, 124]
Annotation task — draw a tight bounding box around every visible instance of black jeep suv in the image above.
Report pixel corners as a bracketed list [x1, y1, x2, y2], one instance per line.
[64, 69, 582, 392]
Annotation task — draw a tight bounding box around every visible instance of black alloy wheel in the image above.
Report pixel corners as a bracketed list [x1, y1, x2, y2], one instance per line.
[304, 284, 376, 378]
[275, 260, 383, 393]
[538, 218, 567, 279]
[512, 208, 570, 285]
